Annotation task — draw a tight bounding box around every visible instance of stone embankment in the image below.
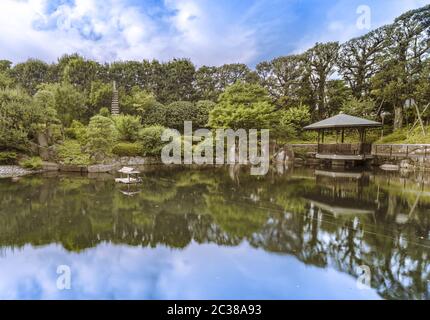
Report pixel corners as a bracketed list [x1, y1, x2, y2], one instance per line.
[0, 166, 34, 178]
[273, 143, 430, 171]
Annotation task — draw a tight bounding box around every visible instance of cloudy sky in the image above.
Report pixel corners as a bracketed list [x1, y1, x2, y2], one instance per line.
[0, 0, 429, 66]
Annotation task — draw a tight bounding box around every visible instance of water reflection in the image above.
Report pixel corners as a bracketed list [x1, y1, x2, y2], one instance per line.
[0, 166, 429, 299]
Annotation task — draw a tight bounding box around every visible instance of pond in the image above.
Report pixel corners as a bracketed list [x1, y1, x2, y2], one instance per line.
[0, 165, 429, 299]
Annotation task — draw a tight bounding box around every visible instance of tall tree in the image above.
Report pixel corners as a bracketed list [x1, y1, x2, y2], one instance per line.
[305, 42, 340, 119]
[338, 27, 387, 99]
[62, 56, 104, 92]
[256, 54, 307, 108]
[12, 59, 50, 95]
[208, 82, 274, 130]
[373, 5, 430, 129]
[195, 63, 257, 102]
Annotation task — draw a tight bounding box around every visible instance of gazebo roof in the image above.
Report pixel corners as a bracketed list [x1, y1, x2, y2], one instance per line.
[303, 113, 381, 130]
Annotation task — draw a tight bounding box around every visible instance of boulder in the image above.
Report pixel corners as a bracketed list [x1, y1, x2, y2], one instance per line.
[88, 163, 120, 173]
[380, 164, 399, 171]
[38, 145, 57, 161]
[37, 132, 49, 147]
[42, 162, 59, 171]
[400, 159, 412, 169]
[59, 164, 88, 173]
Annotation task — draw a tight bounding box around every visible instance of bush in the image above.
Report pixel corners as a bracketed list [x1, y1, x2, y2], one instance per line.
[141, 102, 168, 127]
[139, 125, 167, 157]
[99, 107, 110, 117]
[113, 114, 142, 142]
[65, 120, 87, 142]
[84, 115, 117, 160]
[0, 151, 17, 164]
[19, 157, 43, 170]
[57, 140, 91, 165]
[112, 142, 143, 157]
[377, 129, 407, 144]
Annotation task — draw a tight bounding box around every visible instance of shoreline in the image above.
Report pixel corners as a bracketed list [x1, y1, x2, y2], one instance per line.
[0, 166, 38, 178]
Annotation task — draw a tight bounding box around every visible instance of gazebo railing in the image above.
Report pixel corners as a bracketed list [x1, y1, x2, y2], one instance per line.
[317, 143, 372, 155]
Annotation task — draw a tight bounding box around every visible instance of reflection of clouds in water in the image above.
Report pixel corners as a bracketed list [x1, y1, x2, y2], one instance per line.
[0, 242, 380, 300]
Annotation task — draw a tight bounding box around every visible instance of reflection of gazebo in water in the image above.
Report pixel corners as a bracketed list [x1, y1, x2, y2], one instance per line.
[304, 113, 381, 168]
[305, 169, 376, 217]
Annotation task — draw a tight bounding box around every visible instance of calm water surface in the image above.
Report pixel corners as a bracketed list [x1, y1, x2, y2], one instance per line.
[0, 165, 429, 299]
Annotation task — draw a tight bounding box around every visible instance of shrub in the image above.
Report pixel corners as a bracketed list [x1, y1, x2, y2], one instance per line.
[84, 115, 117, 160]
[112, 142, 143, 157]
[99, 107, 110, 117]
[0, 151, 17, 164]
[139, 125, 167, 157]
[377, 129, 407, 144]
[19, 157, 43, 170]
[57, 140, 91, 165]
[113, 114, 142, 142]
[140, 102, 168, 127]
[194, 100, 215, 127]
[65, 120, 87, 142]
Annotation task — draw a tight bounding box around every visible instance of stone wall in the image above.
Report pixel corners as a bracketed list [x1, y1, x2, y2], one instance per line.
[373, 144, 430, 171]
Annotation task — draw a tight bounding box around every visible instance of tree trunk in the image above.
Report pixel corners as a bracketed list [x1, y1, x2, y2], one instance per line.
[394, 105, 403, 130]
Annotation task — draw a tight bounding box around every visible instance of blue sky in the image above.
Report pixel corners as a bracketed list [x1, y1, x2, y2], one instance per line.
[0, 0, 429, 66]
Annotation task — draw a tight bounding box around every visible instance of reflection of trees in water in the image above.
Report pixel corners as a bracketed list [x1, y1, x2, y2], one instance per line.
[0, 167, 429, 299]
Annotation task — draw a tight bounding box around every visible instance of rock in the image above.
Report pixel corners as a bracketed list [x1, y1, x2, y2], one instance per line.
[59, 164, 88, 173]
[274, 150, 285, 163]
[400, 159, 411, 169]
[284, 148, 295, 162]
[38, 145, 57, 161]
[38, 147, 50, 161]
[306, 152, 317, 159]
[42, 162, 59, 171]
[37, 132, 49, 147]
[294, 158, 304, 166]
[273, 146, 294, 163]
[380, 164, 400, 171]
[88, 163, 120, 173]
[29, 142, 39, 155]
[119, 156, 160, 165]
[0, 165, 33, 178]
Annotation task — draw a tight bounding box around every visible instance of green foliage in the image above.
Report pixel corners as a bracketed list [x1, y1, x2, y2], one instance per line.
[112, 114, 142, 142]
[88, 81, 112, 115]
[140, 102, 168, 127]
[139, 125, 167, 157]
[112, 142, 143, 157]
[195, 64, 257, 101]
[165, 101, 212, 130]
[208, 82, 274, 129]
[277, 105, 311, 139]
[12, 59, 50, 95]
[99, 107, 110, 117]
[195, 100, 216, 126]
[377, 130, 407, 144]
[121, 87, 157, 115]
[0, 71, 13, 89]
[19, 157, 43, 170]
[64, 120, 87, 142]
[0, 88, 58, 151]
[0, 151, 17, 164]
[377, 126, 430, 144]
[62, 56, 103, 92]
[57, 140, 91, 165]
[36, 82, 86, 126]
[84, 115, 117, 160]
[341, 97, 376, 119]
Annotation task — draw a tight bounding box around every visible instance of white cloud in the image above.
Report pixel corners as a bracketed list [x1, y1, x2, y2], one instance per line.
[0, 0, 259, 66]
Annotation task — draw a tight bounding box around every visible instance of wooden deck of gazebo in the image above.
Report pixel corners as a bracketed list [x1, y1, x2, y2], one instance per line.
[304, 113, 381, 166]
